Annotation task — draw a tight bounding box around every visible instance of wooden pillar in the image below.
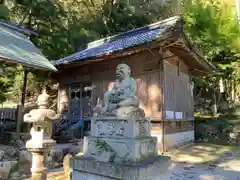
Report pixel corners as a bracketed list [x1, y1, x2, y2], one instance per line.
[16, 68, 28, 139]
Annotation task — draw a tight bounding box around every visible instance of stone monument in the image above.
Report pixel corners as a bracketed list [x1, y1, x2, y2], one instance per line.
[24, 89, 60, 180]
[71, 63, 171, 180]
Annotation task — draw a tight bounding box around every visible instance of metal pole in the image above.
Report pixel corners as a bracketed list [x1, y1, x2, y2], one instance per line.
[160, 58, 165, 155]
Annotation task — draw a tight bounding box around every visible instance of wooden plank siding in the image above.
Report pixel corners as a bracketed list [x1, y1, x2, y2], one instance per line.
[163, 56, 194, 120]
[56, 49, 195, 137]
[57, 49, 164, 121]
[56, 48, 194, 122]
[55, 48, 197, 152]
[159, 53, 195, 137]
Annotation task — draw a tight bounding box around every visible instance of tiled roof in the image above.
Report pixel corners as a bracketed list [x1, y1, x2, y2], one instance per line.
[55, 16, 181, 65]
[0, 20, 38, 36]
[0, 24, 57, 71]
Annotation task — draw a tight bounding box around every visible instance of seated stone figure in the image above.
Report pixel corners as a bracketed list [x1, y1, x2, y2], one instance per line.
[98, 63, 145, 118]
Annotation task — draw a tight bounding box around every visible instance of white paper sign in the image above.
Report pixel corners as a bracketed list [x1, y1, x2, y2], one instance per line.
[166, 111, 174, 119]
[175, 112, 183, 120]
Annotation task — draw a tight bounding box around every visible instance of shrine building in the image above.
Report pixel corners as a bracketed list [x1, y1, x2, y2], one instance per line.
[52, 16, 215, 152]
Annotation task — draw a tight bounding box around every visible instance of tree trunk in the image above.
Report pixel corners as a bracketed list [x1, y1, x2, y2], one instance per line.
[212, 90, 217, 115]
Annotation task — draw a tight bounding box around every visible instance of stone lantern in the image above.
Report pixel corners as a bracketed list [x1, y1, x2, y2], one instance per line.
[24, 89, 60, 180]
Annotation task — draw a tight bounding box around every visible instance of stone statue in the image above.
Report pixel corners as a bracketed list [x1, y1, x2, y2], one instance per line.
[82, 63, 155, 167]
[95, 63, 145, 118]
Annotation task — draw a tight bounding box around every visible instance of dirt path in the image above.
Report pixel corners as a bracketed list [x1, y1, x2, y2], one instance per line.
[47, 143, 240, 180]
[167, 143, 240, 180]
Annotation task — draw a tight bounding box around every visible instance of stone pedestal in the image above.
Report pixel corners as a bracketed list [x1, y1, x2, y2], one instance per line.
[83, 136, 157, 163]
[71, 116, 171, 180]
[29, 150, 48, 180]
[71, 62, 171, 180]
[91, 116, 151, 138]
[72, 155, 171, 180]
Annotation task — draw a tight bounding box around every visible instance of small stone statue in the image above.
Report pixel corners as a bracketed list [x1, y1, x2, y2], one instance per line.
[95, 63, 145, 118]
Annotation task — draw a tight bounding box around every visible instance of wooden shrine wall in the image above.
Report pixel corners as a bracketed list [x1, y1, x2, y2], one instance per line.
[57, 49, 164, 121]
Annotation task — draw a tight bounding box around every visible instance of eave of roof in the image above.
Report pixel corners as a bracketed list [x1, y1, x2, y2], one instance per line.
[0, 24, 57, 71]
[55, 16, 181, 65]
[55, 15, 216, 74]
[0, 20, 38, 36]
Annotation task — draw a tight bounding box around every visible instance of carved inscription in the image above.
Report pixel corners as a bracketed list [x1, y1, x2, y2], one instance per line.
[95, 120, 126, 137]
[139, 121, 146, 135]
[138, 140, 156, 158]
[136, 120, 150, 137]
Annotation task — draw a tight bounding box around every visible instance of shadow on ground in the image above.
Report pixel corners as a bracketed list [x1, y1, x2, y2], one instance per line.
[47, 143, 240, 180]
[166, 143, 240, 180]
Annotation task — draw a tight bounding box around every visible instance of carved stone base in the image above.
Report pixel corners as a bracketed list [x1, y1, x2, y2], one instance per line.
[26, 139, 56, 149]
[91, 116, 151, 138]
[71, 155, 171, 180]
[83, 136, 157, 163]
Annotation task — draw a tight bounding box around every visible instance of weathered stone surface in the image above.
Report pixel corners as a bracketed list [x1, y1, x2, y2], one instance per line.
[19, 150, 32, 164]
[0, 160, 17, 180]
[24, 90, 59, 150]
[0, 150, 5, 160]
[18, 150, 32, 174]
[83, 136, 157, 163]
[4, 147, 17, 158]
[71, 63, 172, 180]
[95, 63, 141, 117]
[47, 156, 54, 169]
[15, 140, 25, 148]
[50, 149, 63, 163]
[94, 150, 116, 163]
[91, 116, 151, 138]
[9, 172, 21, 180]
[72, 156, 171, 180]
[21, 133, 31, 142]
[23, 90, 60, 180]
[69, 145, 82, 156]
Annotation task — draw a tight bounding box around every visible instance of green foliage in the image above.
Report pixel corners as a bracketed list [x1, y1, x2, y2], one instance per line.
[183, 0, 240, 109]
[183, 0, 240, 57]
[1, 0, 178, 104]
[0, 4, 10, 20]
[0, 64, 18, 103]
[95, 139, 113, 152]
[4, 0, 239, 110]
[195, 116, 240, 145]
